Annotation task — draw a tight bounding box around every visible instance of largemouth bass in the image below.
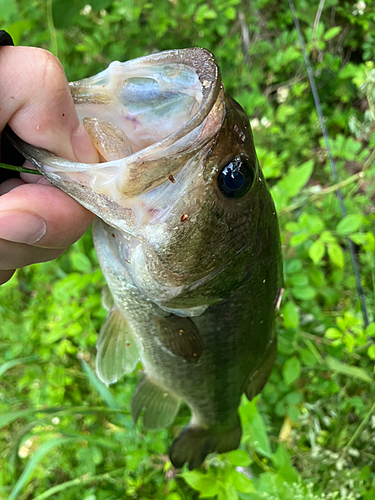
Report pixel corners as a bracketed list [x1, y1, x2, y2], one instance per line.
[9, 48, 283, 469]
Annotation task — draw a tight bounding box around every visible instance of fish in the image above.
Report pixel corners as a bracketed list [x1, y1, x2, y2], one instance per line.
[8, 47, 283, 470]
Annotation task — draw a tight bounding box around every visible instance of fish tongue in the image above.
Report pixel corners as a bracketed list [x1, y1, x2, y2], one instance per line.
[83, 117, 132, 161]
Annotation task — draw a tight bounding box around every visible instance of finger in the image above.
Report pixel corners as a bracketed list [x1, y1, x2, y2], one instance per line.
[0, 269, 15, 285]
[0, 183, 95, 248]
[0, 177, 25, 195]
[0, 46, 99, 163]
[0, 238, 65, 270]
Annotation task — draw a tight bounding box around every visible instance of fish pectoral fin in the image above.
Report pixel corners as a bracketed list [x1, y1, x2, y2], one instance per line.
[83, 117, 132, 161]
[101, 285, 114, 312]
[245, 338, 277, 401]
[169, 418, 242, 470]
[131, 375, 180, 429]
[156, 315, 203, 363]
[96, 306, 139, 386]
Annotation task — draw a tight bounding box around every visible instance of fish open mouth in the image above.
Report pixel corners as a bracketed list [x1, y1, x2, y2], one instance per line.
[8, 48, 224, 234]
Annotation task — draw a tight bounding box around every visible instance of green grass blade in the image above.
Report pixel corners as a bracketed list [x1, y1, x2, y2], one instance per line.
[31, 467, 126, 500]
[0, 356, 38, 377]
[80, 360, 120, 410]
[0, 409, 38, 428]
[8, 437, 78, 500]
[325, 356, 372, 383]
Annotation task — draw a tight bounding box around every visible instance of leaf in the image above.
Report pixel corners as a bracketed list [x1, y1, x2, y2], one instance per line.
[282, 357, 301, 385]
[309, 240, 325, 264]
[231, 470, 254, 493]
[180, 471, 219, 496]
[0, 355, 37, 377]
[336, 214, 362, 235]
[327, 243, 344, 268]
[70, 252, 92, 273]
[367, 345, 375, 360]
[282, 302, 299, 329]
[325, 328, 342, 339]
[226, 483, 239, 500]
[365, 323, 375, 337]
[291, 286, 316, 300]
[239, 399, 271, 458]
[227, 449, 252, 467]
[324, 26, 342, 40]
[0, 408, 37, 428]
[8, 437, 78, 500]
[325, 356, 372, 383]
[280, 160, 314, 197]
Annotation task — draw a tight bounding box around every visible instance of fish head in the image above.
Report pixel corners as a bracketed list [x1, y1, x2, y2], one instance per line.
[9, 48, 279, 315]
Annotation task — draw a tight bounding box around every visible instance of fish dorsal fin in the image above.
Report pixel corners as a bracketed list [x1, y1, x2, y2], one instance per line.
[83, 117, 132, 161]
[96, 306, 139, 386]
[131, 375, 181, 429]
[156, 315, 203, 363]
[245, 338, 277, 401]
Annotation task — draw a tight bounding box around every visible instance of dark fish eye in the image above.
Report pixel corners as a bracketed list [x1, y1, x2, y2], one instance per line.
[218, 155, 255, 198]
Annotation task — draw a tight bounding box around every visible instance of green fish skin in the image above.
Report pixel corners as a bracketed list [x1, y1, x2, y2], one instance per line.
[9, 48, 283, 470]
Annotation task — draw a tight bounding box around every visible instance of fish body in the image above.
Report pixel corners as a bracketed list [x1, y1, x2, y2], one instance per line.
[9, 48, 283, 469]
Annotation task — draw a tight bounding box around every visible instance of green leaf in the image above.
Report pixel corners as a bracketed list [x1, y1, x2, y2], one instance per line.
[180, 470, 205, 489]
[365, 323, 375, 337]
[324, 26, 342, 40]
[280, 160, 314, 197]
[291, 286, 316, 300]
[231, 470, 254, 493]
[282, 302, 299, 329]
[336, 214, 362, 235]
[367, 345, 375, 360]
[325, 327, 342, 339]
[325, 356, 372, 383]
[327, 243, 344, 268]
[283, 357, 301, 385]
[227, 449, 252, 467]
[309, 240, 325, 264]
[0, 355, 37, 377]
[226, 483, 239, 500]
[181, 471, 219, 496]
[70, 252, 92, 273]
[239, 399, 271, 457]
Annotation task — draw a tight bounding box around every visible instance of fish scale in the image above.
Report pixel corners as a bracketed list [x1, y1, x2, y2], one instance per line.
[8, 47, 283, 469]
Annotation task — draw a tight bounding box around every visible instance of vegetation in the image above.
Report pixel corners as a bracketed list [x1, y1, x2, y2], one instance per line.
[1, 0, 375, 498]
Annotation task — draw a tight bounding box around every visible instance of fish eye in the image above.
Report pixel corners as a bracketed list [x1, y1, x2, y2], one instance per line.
[218, 155, 255, 199]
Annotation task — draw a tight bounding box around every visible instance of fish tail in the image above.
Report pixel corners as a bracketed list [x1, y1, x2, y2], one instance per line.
[169, 416, 242, 470]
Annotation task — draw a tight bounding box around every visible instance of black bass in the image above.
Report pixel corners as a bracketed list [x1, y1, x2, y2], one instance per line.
[9, 48, 283, 469]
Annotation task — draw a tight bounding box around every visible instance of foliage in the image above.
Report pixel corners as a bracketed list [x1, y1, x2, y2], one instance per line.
[1, 0, 375, 499]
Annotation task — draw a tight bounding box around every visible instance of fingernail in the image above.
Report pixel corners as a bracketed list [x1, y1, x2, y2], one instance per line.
[72, 123, 100, 163]
[0, 210, 47, 244]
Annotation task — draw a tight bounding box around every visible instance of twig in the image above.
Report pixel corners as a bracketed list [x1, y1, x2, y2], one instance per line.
[280, 172, 364, 214]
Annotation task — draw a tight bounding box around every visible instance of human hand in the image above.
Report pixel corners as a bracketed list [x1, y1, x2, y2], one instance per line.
[0, 44, 99, 285]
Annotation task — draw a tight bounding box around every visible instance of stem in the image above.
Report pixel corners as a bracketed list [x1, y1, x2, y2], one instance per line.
[344, 400, 375, 450]
[46, 0, 59, 58]
[32, 467, 126, 500]
[0, 163, 42, 175]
